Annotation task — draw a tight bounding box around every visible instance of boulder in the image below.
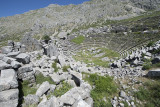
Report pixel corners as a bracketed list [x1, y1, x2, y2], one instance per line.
[80, 82, 92, 93]
[72, 99, 91, 107]
[147, 69, 160, 77]
[70, 70, 82, 86]
[50, 84, 56, 92]
[112, 61, 122, 68]
[58, 54, 67, 67]
[133, 59, 139, 65]
[85, 97, 93, 107]
[38, 96, 59, 107]
[49, 96, 59, 107]
[18, 65, 35, 83]
[59, 87, 90, 105]
[101, 57, 110, 62]
[0, 54, 6, 60]
[0, 60, 12, 70]
[0, 69, 18, 92]
[38, 95, 47, 105]
[11, 61, 21, 69]
[66, 80, 76, 87]
[8, 40, 14, 47]
[120, 91, 127, 99]
[24, 94, 39, 105]
[152, 56, 160, 64]
[1, 46, 13, 54]
[21, 35, 42, 52]
[43, 44, 58, 57]
[145, 52, 152, 57]
[7, 51, 20, 58]
[58, 32, 67, 39]
[50, 73, 61, 84]
[16, 53, 30, 64]
[36, 81, 50, 97]
[18, 64, 33, 74]
[0, 99, 18, 107]
[2, 57, 16, 64]
[93, 53, 105, 58]
[0, 89, 19, 102]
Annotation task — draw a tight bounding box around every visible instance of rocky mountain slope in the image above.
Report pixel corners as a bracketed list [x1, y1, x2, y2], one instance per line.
[0, 0, 157, 46]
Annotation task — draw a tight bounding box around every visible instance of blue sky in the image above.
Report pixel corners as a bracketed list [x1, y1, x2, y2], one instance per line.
[0, 0, 90, 17]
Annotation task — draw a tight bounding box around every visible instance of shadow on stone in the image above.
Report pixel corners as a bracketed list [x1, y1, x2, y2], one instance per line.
[17, 80, 24, 107]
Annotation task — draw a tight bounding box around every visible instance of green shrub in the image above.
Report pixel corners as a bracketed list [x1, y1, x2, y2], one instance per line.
[134, 79, 160, 106]
[43, 35, 51, 41]
[62, 66, 70, 72]
[134, 87, 150, 101]
[22, 80, 37, 96]
[36, 73, 55, 84]
[67, 33, 70, 35]
[152, 62, 160, 68]
[36, 54, 42, 60]
[53, 82, 72, 97]
[151, 48, 160, 54]
[142, 59, 152, 70]
[93, 76, 117, 94]
[120, 101, 129, 107]
[142, 64, 152, 70]
[42, 35, 51, 44]
[52, 61, 59, 72]
[147, 41, 155, 47]
[83, 73, 117, 106]
[71, 35, 85, 44]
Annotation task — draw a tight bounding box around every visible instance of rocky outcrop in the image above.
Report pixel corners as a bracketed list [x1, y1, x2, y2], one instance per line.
[147, 69, 160, 77]
[130, 0, 160, 10]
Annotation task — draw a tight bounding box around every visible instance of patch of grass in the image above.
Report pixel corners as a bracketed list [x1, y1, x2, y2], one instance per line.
[73, 48, 119, 67]
[71, 35, 85, 44]
[142, 59, 152, 70]
[53, 81, 72, 97]
[42, 35, 51, 44]
[22, 80, 37, 96]
[83, 73, 118, 107]
[62, 66, 70, 72]
[151, 48, 160, 54]
[152, 62, 160, 68]
[36, 73, 55, 84]
[52, 61, 59, 72]
[33, 34, 41, 40]
[42, 35, 51, 41]
[134, 79, 160, 106]
[147, 41, 155, 47]
[36, 54, 42, 60]
[142, 58, 160, 70]
[122, 101, 129, 107]
[100, 48, 120, 58]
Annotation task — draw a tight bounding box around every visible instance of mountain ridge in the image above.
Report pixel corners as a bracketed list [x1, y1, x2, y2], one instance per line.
[0, 0, 160, 47]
